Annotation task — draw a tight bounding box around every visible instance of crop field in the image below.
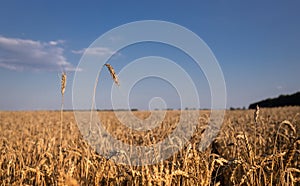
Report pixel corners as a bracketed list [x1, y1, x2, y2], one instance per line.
[0, 107, 299, 185]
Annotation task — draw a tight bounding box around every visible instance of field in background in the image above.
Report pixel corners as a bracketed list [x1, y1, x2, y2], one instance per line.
[0, 107, 299, 185]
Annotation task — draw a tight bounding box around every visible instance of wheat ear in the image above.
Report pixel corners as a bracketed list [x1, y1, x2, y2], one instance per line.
[105, 63, 119, 86]
[61, 72, 66, 96]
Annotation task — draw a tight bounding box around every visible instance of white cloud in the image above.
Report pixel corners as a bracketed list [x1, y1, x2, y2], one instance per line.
[0, 36, 76, 72]
[72, 47, 119, 57]
[49, 40, 65, 46]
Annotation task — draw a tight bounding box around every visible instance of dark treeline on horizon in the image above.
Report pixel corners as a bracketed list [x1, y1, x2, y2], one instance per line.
[249, 91, 300, 109]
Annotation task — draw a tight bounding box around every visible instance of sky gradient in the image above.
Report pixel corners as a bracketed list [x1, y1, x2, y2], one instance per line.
[0, 1, 299, 110]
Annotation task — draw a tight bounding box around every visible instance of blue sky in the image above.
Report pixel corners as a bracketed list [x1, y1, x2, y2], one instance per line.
[0, 1, 299, 110]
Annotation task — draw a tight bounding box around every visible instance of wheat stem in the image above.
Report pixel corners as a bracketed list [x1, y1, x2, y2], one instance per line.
[60, 72, 66, 165]
[89, 63, 119, 133]
[254, 105, 259, 159]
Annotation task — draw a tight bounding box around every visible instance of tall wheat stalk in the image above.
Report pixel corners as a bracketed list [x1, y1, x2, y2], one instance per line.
[60, 72, 66, 165]
[254, 105, 259, 158]
[85, 63, 119, 181]
[89, 63, 119, 133]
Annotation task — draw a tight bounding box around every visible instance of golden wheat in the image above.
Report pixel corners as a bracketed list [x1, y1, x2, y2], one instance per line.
[0, 107, 299, 185]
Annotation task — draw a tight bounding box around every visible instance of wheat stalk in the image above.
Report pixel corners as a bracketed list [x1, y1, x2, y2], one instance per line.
[89, 63, 119, 133]
[86, 64, 119, 181]
[60, 72, 66, 165]
[254, 105, 259, 123]
[254, 105, 259, 159]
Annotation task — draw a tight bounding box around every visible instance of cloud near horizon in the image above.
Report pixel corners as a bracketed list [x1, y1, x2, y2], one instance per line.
[72, 47, 119, 57]
[0, 36, 76, 72]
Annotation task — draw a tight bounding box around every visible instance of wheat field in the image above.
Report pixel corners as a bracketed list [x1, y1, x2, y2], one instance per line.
[0, 107, 299, 185]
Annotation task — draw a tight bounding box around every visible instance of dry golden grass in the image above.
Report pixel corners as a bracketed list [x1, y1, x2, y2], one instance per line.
[0, 107, 299, 185]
